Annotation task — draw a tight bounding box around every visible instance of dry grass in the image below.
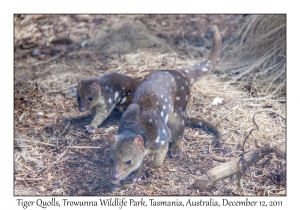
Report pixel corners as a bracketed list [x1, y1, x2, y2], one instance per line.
[220, 14, 286, 99]
[14, 14, 286, 196]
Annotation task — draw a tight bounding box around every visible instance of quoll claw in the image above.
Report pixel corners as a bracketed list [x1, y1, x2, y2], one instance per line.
[85, 125, 96, 133]
[132, 173, 147, 182]
[171, 150, 182, 158]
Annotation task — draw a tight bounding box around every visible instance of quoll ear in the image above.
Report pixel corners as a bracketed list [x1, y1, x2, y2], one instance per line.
[132, 135, 145, 152]
[90, 80, 101, 90]
[77, 79, 82, 84]
[109, 132, 118, 143]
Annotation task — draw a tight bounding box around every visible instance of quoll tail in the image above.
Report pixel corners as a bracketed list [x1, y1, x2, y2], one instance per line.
[182, 25, 222, 84]
[186, 117, 222, 147]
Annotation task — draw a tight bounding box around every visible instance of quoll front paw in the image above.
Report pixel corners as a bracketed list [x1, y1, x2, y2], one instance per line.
[131, 173, 147, 182]
[170, 149, 182, 157]
[170, 144, 182, 157]
[85, 125, 96, 133]
[170, 141, 183, 157]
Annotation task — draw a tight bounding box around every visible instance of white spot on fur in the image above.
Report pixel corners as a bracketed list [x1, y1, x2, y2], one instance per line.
[182, 120, 185, 125]
[186, 81, 188, 86]
[169, 104, 171, 109]
[202, 67, 208, 71]
[176, 97, 180, 100]
[171, 78, 174, 82]
[122, 87, 125, 90]
[181, 86, 184, 90]
[161, 111, 164, 117]
[199, 122, 203, 126]
[165, 114, 169, 124]
[114, 92, 119, 100]
[161, 141, 165, 145]
[105, 86, 108, 89]
[108, 98, 112, 103]
[174, 113, 178, 117]
[156, 101, 159, 105]
[217, 58, 220, 61]
[120, 97, 127, 104]
[186, 95, 188, 101]
[177, 76, 180, 79]
[165, 98, 168, 102]
[182, 73, 186, 77]
[149, 119, 152, 122]
[162, 129, 165, 134]
[155, 136, 160, 143]
[161, 94, 163, 98]
[128, 92, 131, 95]
[191, 78, 194, 84]
[185, 69, 189, 73]
[163, 105, 166, 110]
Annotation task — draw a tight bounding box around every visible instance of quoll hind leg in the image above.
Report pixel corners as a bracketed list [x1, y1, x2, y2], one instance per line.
[169, 115, 185, 157]
[131, 159, 147, 182]
[147, 141, 169, 168]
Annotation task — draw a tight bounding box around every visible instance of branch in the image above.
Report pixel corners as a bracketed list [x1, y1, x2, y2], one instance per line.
[190, 142, 285, 191]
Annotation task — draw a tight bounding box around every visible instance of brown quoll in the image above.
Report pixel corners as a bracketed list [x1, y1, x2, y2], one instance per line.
[109, 25, 223, 182]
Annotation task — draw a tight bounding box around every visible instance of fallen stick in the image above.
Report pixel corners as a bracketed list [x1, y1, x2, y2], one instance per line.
[190, 142, 285, 190]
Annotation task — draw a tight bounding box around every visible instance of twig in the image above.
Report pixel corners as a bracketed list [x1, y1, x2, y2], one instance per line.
[16, 138, 102, 149]
[237, 109, 286, 192]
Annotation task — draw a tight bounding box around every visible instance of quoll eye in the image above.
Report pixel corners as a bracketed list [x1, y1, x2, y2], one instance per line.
[77, 96, 81, 101]
[126, 160, 132, 165]
[88, 96, 93, 101]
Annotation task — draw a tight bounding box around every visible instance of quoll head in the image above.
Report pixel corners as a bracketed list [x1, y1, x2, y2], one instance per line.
[76, 79, 102, 112]
[109, 133, 145, 181]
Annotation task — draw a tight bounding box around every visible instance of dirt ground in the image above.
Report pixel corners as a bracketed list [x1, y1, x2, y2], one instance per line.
[14, 14, 286, 196]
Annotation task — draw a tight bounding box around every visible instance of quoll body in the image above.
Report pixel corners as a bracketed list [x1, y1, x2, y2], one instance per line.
[109, 25, 222, 182]
[76, 73, 139, 133]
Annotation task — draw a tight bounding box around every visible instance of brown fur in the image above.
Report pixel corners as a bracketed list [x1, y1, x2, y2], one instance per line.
[109, 25, 223, 182]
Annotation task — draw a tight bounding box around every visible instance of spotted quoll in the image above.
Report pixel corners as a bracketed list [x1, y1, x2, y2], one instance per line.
[109, 25, 222, 182]
[76, 73, 139, 133]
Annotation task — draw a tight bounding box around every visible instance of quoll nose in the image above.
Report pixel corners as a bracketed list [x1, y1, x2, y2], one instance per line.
[110, 174, 120, 181]
[79, 107, 86, 112]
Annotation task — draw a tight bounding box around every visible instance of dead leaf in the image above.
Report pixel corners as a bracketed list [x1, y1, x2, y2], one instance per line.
[38, 186, 47, 192]
[277, 190, 286, 195]
[105, 126, 114, 133]
[19, 112, 26, 122]
[45, 113, 56, 118]
[212, 97, 223, 105]
[47, 172, 53, 182]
